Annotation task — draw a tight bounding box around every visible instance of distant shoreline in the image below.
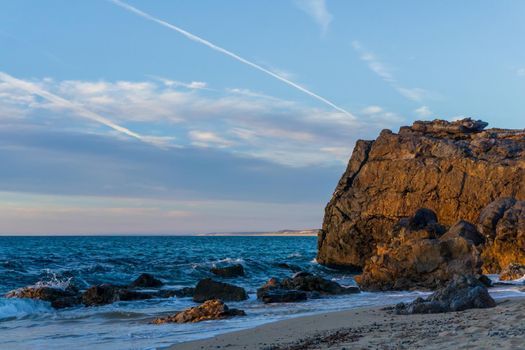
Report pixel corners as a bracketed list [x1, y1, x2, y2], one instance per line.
[0, 230, 319, 237]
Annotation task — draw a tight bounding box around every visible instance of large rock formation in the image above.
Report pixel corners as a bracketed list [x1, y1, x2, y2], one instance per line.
[318, 118, 525, 270]
[478, 198, 525, 273]
[354, 209, 484, 290]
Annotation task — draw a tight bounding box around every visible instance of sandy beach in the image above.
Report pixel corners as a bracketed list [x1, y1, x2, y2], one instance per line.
[168, 296, 525, 350]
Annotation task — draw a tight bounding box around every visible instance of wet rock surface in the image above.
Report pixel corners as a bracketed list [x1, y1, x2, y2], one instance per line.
[257, 273, 359, 302]
[151, 299, 246, 324]
[394, 275, 496, 314]
[210, 264, 245, 278]
[5, 286, 81, 309]
[193, 278, 248, 302]
[318, 119, 525, 270]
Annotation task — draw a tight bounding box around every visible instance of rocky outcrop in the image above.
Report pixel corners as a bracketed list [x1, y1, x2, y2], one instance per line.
[210, 264, 245, 278]
[151, 299, 246, 324]
[5, 286, 81, 309]
[260, 289, 307, 303]
[478, 198, 525, 273]
[257, 273, 359, 302]
[192, 278, 248, 303]
[158, 287, 195, 298]
[499, 263, 525, 281]
[318, 118, 525, 270]
[130, 273, 163, 288]
[395, 275, 496, 314]
[281, 272, 360, 295]
[81, 284, 153, 306]
[355, 209, 483, 290]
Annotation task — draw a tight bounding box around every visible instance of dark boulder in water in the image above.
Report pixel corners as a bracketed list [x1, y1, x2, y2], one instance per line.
[275, 262, 302, 272]
[193, 278, 248, 303]
[5, 286, 81, 309]
[260, 289, 307, 303]
[256, 274, 359, 301]
[210, 264, 245, 278]
[81, 284, 153, 306]
[130, 273, 163, 288]
[151, 299, 245, 324]
[395, 275, 496, 314]
[158, 287, 195, 298]
[51, 296, 82, 309]
[82, 284, 121, 306]
[281, 272, 360, 295]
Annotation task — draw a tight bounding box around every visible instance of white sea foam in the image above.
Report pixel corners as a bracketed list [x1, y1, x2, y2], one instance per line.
[0, 298, 53, 320]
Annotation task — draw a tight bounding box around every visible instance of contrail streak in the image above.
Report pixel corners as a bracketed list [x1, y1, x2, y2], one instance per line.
[0, 71, 159, 145]
[110, 0, 355, 118]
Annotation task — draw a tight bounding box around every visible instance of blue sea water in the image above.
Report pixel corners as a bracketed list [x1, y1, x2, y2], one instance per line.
[0, 236, 523, 350]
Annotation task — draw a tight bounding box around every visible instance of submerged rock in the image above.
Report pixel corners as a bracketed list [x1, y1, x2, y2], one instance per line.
[355, 209, 483, 291]
[395, 275, 496, 314]
[130, 273, 163, 288]
[151, 299, 245, 324]
[318, 119, 525, 270]
[210, 264, 245, 278]
[193, 278, 248, 303]
[499, 263, 525, 281]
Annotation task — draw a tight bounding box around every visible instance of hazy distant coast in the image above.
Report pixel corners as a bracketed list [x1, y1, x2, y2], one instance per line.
[197, 229, 319, 237]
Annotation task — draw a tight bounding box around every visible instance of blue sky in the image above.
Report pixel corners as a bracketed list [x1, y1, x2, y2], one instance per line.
[0, 0, 523, 234]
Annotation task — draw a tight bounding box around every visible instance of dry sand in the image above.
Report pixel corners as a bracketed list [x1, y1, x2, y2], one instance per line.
[167, 296, 525, 350]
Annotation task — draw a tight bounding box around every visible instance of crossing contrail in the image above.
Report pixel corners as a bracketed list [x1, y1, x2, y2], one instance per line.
[110, 0, 355, 118]
[0, 71, 162, 145]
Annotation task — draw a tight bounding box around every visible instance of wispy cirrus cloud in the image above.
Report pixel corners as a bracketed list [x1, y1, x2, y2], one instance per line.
[351, 41, 430, 103]
[0, 75, 404, 166]
[294, 0, 333, 36]
[0, 71, 167, 146]
[517, 68, 525, 77]
[414, 105, 433, 117]
[110, 0, 353, 118]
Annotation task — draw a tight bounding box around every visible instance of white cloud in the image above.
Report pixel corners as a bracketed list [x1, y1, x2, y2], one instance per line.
[0, 72, 166, 146]
[352, 41, 430, 103]
[0, 75, 405, 167]
[414, 105, 433, 117]
[361, 105, 383, 115]
[189, 130, 234, 148]
[294, 0, 333, 35]
[517, 68, 525, 77]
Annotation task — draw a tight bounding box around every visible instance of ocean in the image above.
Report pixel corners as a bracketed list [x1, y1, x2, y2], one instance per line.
[0, 236, 522, 350]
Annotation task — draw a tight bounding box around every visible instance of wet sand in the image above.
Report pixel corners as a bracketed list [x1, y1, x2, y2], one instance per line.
[167, 296, 525, 350]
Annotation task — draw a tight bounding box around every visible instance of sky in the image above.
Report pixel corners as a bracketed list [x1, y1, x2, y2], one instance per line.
[0, 0, 524, 234]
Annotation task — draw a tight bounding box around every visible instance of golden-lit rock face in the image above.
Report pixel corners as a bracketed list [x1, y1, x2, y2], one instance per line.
[317, 118, 525, 272]
[151, 299, 245, 324]
[354, 209, 484, 291]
